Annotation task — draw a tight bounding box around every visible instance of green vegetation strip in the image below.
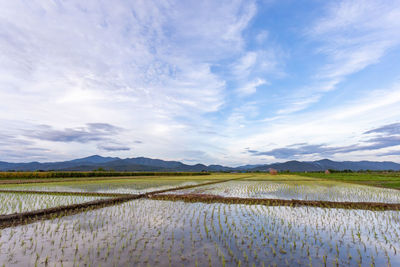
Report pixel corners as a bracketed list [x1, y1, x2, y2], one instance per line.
[296, 172, 400, 190]
[0, 189, 131, 198]
[150, 194, 400, 211]
[244, 178, 328, 182]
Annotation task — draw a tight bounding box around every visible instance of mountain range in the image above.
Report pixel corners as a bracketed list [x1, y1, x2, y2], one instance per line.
[1, 155, 400, 172]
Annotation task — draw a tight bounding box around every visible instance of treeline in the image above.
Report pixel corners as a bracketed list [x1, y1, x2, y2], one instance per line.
[0, 171, 210, 179]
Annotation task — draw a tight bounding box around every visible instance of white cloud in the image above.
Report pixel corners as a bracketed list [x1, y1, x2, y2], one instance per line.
[232, 49, 280, 79]
[230, 48, 281, 101]
[232, 52, 258, 78]
[256, 30, 269, 44]
[1, 0, 400, 165]
[236, 78, 267, 96]
[276, 94, 321, 115]
[224, 82, 400, 164]
[311, 0, 400, 81]
[0, 0, 257, 162]
[273, 0, 400, 116]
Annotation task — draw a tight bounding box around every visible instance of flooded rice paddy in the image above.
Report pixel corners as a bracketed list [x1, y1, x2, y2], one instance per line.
[0, 193, 106, 215]
[0, 179, 210, 195]
[0, 199, 399, 266]
[167, 180, 400, 203]
[1, 174, 399, 266]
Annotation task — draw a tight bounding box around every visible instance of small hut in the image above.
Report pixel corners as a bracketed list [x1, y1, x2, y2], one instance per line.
[269, 168, 278, 175]
[324, 169, 331, 174]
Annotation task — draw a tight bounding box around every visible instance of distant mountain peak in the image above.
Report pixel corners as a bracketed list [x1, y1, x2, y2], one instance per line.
[316, 159, 334, 163]
[0, 156, 399, 172]
[69, 155, 120, 164]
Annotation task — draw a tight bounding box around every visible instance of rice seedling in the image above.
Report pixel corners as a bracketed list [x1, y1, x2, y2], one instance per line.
[0, 173, 398, 266]
[0, 179, 212, 195]
[0, 193, 107, 215]
[0, 199, 398, 266]
[0, 173, 250, 195]
[165, 180, 400, 203]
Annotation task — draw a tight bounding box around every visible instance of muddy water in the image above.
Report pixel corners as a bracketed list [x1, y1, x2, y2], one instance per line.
[0, 199, 399, 266]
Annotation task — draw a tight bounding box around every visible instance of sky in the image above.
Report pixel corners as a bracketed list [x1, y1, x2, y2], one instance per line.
[1, 0, 400, 165]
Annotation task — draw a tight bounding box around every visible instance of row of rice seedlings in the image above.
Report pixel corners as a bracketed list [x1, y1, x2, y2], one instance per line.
[168, 180, 400, 203]
[0, 199, 398, 266]
[0, 179, 212, 195]
[243, 174, 319, 181]
[0, 193, 106, 215]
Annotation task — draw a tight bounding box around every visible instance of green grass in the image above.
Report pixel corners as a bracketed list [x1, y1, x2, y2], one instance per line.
[295, 172, 400, 190]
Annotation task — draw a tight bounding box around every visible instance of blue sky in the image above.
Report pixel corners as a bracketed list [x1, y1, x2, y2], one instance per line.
[1, 0, 400, 165]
